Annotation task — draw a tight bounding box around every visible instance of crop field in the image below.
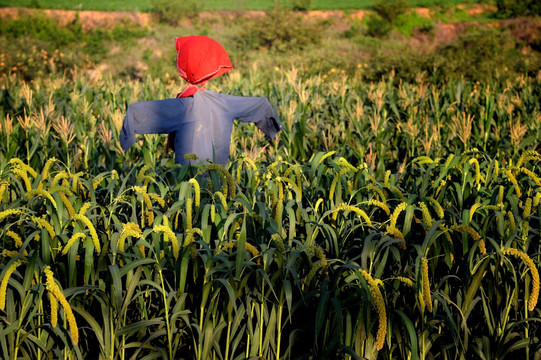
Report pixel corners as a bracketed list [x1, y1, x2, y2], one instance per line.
[1, 2, 541, 360]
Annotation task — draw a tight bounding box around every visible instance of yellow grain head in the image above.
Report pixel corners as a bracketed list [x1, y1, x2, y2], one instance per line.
[153, 224, 178, 258]
[50, 171, 69, 188]
[389, 202, 407, 229]
[9, 158, 37, 178]
[188, 178, 201, 209]
[516, 150, 541, 168]
[444, 154, 454, 170]
[368, 183, 386, 203]
[504, 170, 521, 198]
[522, 197, 532, 244]
[274, 198, 283, 225]
[184, 228, 202, 258]
[26, 189, 58, 210]
[418, 201, 433, 228]
[205, 164, 236, 199]
[61, 233, 86, 255]
[0, 181, 8, 202]
[469, 202, 482, 223]
[73, 214, 100, 254]
[336, 157, 357, 172]
[534, 192, 541, 208]
[271, 233, 285, 253]
[186, 198, 193, 230]
[305, 261, 324, 286]
[395, 276, 414, 287]
[497, 185, 504, 206]
[32, 216, 56, 239]
[468, 158, 484, 187]
[44, 267, 79, 345]
[520, 167, 541, 187]
[417, 289, 426, 314]
[312, 246, 327, 269]
[358, 269, 387, 351]
[71, 171, 84, 194]
[0, 209, 24, 221]
[210, 204, 216, 223]
[59, 192, 76, 217]
[502, 247, 539, 311]
[414, 156, 434, 165]
[523, 197, 532, 218]
[451, 224, 485, 255]
[0, 259, 22, 310]
[508, 210, 516, 233]
[78, 202, 91, 216]
[147, 192, 166, 208]
[333, 204, 372, 226]
[117, 222, 142, 253]
[12, 167, 32, 191]
[385, 225, 404, 240]
[6, 230, 23, 248]
[384, 170, 391, 188]
[391, 186, 407, 203]
[2, 249, 25, 258]
[330, 168, 349, 200]
[214, 191, 228, 210]
[435, 180, 446, 198]
[317, 151, 336, 166]
[91, 174, 103, 190]
[136, 164, 151, 183]
[369, 199, 390, 216]
[49, 292, 58, 327]
[244, 241, 260, 263]
[184, 153, 199, 161]
[427, 197, 444, 219]
[421, 257, 432, 313]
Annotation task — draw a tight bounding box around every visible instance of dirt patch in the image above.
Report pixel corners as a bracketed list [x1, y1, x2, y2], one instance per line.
[457, 3, 497, 16]
[415, 8, 431, 18]
[0, 7, 152, 31]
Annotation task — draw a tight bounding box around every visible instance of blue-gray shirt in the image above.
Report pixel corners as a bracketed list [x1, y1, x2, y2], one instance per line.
[119, 90, 282, 165]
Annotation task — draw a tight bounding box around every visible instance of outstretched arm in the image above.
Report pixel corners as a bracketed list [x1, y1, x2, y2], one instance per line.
[119, 98, 188, 153]
[224, 95, 283, 140]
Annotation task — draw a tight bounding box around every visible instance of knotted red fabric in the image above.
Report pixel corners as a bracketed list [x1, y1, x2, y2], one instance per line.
[176, 35, 233, 96]
[167, 35, 234, 153]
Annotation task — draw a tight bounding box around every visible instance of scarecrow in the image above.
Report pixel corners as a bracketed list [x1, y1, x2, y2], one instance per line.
[119, 35, 282, 166]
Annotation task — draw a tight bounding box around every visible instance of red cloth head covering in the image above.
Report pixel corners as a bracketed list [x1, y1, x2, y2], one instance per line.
[167, 36, 234, 153]
[175, 35, 233, 97]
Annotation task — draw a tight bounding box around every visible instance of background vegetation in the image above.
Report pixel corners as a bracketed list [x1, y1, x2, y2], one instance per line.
[0, 0, 493, 11]
[0, 0, 540, 359]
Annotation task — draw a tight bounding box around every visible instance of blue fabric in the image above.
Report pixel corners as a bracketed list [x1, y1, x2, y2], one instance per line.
[119, 90, 282, 166]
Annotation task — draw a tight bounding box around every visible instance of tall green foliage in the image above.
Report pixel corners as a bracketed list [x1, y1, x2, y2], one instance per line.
[497, 0, 541, 17]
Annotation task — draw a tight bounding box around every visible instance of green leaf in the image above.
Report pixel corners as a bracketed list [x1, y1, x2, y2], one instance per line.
[394, 309, 420, 360]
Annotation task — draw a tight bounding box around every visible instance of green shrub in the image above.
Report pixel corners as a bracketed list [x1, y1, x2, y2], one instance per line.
[372, 0, 409, 24]
[364, 13, 392, 38]
[292, 0, 312, 11]
[395, 11, 434, 36]
[150, 0, 204, 25]
[364, 0, 410, 38]
[235, 6, 322, 52]
[0, 13, 82, 47]
[0, 14, 148, 80]
[496, 0, 541, 17]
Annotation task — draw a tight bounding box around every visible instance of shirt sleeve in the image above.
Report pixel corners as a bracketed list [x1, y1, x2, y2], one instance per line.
[222, 94, 282, 139]
[119, 98, 190, 153]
